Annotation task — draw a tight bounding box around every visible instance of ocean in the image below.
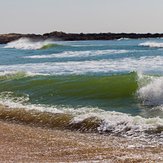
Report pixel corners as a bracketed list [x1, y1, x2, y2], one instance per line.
[0, 38, 163, 143]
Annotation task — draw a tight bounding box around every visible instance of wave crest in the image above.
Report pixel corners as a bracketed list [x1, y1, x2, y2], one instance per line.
[0, 102, 162, 140]
[137, 75, 163, 106]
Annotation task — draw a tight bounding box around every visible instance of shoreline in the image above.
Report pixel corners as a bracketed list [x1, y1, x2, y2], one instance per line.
[0, 105, 162, 162]
[1, 31, 163, 44]
[0, 120, 163, 162]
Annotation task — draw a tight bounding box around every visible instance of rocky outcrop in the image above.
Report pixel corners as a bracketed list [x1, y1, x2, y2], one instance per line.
[0, 31, 163, 44]
[43, 32, 163, 41]
[0, 33, 43, 44]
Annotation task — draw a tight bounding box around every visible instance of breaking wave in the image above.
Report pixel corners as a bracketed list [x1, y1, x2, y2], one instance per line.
[139, 41, 163, 48]
[4, 38, 60, 50]
[0, 96, 162, 140]
[1, 71, 163, 107]
[0, 72, 138, 102]
[137, 75, 163, 106]
[0, 72, 163, 140]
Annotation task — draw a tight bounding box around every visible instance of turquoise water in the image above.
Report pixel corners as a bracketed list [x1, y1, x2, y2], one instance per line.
[0, 38, 163, 138]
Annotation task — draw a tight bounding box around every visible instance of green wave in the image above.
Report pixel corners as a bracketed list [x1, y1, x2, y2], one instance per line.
[40, 44, 62, 49]
[0, 72, 138, 104]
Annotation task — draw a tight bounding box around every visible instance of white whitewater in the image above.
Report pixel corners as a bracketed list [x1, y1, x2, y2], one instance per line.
[4, 38, 54, 50]
[1, 56, 163, 75]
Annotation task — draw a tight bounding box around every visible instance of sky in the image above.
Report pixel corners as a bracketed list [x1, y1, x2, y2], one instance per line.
[0, 0, 163, 34]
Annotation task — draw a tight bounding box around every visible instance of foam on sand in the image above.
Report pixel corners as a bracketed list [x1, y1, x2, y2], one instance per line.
[0, 90, 162, 141]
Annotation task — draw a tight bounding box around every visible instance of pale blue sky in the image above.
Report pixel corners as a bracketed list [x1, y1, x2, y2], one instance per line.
[0, 0, 163, 34]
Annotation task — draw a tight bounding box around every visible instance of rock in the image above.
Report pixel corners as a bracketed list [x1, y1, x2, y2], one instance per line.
[0, 31, 163, 44]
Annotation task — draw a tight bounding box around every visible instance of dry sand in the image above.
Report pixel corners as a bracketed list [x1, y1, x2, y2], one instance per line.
[0, 120, 162, 163]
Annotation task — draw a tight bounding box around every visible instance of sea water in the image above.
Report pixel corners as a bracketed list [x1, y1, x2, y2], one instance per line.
[0, 38, 163, 141]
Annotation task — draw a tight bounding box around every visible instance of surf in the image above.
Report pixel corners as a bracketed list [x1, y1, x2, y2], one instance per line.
[4, 38, 61, 50]
[1, 55, 163, 75]
[0, 103, 162, 140]
[1, 71, 163, 106]
[0, 72, 138, 102]
[0, 39, 163, 142]
[0, 72, 163, 140]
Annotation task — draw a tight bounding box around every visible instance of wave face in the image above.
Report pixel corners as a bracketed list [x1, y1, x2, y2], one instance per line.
[1, 39, 163, 141]
[4, 38, 59, 50]
[1, 72, 163, 109]
[0, 72, 138, 109]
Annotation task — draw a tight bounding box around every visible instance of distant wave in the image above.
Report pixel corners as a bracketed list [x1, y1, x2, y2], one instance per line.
[139, 41, 163, 48]
[70, 44, 105, 47]
[23, 49, 129, 59]
[4, 38, 60, 50]
[117, 38, 130, 41]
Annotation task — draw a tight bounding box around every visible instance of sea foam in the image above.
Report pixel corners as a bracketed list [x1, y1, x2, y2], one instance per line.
[137, 76, 163, 106]
[0, 92, 162, 140]
[1, 56, 163, 75]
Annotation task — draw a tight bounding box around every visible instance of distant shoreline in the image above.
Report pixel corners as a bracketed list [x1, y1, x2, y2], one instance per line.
[1, 31, 163, 44]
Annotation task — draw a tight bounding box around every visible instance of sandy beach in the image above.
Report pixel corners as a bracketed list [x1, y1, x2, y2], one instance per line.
[0, 118, 162, 162]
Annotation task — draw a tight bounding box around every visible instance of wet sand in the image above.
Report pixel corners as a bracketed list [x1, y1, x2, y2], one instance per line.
[0, 119, 162, 163]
